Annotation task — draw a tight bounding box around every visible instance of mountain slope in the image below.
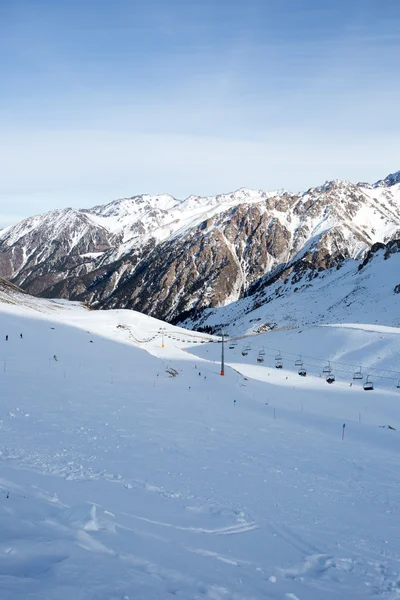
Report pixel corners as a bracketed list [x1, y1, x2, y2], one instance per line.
[2, 280, 400, 599]
[182, 238, 400, 334]
[0, 171, 399, 322]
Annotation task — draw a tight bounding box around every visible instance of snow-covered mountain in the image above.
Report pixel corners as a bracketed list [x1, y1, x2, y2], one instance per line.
[182, 238, 400, 334]
[0, 171, 399, 322]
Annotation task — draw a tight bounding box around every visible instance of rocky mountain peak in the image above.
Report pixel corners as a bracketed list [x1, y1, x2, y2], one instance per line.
[373, 170, 400, 188]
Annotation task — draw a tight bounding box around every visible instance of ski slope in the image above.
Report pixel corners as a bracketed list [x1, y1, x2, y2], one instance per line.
[1, 295, 400, 599]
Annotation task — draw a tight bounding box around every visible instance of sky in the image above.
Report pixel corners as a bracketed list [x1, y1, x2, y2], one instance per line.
[1, 0, 400, 226]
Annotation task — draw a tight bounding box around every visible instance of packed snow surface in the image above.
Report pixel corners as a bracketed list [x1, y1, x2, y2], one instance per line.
[1, 294, 400, 599]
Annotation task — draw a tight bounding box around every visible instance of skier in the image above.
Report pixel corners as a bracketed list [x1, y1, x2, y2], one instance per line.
[53, 354, 58, 361]
[20, 333, 23, 339]
[199, 372, 201, 376]
[5, 335, 8, 341]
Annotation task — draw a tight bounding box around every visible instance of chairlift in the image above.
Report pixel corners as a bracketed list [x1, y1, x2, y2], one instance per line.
[326, 374, 335, 384]
[275, 361, 283, 369]
[275, 351, 282, 361]
[245, 343, 251, 351]
[259, 346, 265, 356]
[298, 368, 307, 377]
[295, 355, 302, 367]
[322, 361, 332, 374]
[397, 380, 400, 389]
[353, 366, 363, 380]
[257, 356, 264, 363]
[363, 376, 374, 391]
[242, 347, 248, 356]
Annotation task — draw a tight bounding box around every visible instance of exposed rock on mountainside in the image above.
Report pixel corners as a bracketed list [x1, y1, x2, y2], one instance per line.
[182, 237, 400, 333]
[0, 171, 399, 323]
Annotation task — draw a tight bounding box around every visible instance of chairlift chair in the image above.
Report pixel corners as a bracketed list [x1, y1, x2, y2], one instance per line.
[363, 376, 374, 391]
[257, 356, 264, 363]
[259, 346, 265, 356]
[397, 380, 400, 389]
[298, 368, 307, 377]
[275, 351, 282, 361]
[245, 343, 251, 351]
[275, 361, 283, 369]
[326, 374, 335, 384]
[353, 366, 363, 380]
[295, 355, 302, 367]
[322, 361, 332, 374]
[242, 347, 248, 356]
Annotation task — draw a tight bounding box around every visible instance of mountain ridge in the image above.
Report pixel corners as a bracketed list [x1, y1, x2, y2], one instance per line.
[0, 170, 399, 323]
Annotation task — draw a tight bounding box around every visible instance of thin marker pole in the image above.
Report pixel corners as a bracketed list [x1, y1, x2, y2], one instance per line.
[220, 332, 225, 376]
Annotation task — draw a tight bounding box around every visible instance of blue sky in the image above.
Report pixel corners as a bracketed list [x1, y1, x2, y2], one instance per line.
[1, 0, 399, 225]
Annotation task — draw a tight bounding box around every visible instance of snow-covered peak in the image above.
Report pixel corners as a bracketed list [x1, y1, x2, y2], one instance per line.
[304, 178, 355, 196]
[372, 170, 400, 188]
[90, 193, 179, 219]
[0, 207, 85, 245]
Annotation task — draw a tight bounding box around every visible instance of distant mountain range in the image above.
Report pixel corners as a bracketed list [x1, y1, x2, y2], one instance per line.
[0, 171, 399, 325]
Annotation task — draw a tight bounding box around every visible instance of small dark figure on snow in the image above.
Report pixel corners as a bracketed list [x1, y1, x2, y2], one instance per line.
[199, 372, 201, 376]
[20, 333, 23, 339]
[5, 335, 8, 341]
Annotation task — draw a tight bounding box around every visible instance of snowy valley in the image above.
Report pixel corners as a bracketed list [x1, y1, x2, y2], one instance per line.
[0, 280, 400, 599]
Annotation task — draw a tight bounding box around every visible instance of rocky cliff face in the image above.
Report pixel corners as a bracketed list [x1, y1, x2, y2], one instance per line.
[0, 171, 399, 323]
